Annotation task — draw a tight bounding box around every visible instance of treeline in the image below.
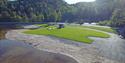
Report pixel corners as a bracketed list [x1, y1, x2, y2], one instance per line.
[0, 0, 125, 27]
[96, 0, 125, 27]
[66, 0, 125, 26]
[0, 0, 68, 22]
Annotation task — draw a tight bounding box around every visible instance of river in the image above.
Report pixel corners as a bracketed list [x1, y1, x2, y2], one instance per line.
[0, 29, 78, 63]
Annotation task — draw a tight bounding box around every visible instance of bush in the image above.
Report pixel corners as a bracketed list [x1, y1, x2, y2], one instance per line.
[98, 20, 111, 26]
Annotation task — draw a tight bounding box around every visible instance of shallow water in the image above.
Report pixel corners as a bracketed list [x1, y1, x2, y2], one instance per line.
[0, 40, 78, 63]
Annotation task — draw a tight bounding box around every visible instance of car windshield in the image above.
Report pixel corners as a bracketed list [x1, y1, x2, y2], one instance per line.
[0, 0, 125, 63]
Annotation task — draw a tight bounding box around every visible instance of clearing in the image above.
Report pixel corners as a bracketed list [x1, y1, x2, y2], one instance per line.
[24, 25, 112, 43]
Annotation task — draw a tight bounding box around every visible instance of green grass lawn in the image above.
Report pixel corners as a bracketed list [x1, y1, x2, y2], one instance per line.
[81, 26, 116, 33]
[24, 25, 110, 44]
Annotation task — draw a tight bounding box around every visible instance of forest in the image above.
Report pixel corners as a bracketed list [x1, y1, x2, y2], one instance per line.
[0, 0, 125, 27]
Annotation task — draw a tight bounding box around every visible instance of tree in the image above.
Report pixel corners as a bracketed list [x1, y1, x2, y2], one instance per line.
[111, 9, 125, 26]
[56, 10, 62, 22]
[0, 0, 7, 6]
[36, 14, 44, 22]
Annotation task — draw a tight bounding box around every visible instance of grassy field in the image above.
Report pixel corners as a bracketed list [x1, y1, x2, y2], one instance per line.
[82, 26, 116, 33]
[24, 25, 110, 44]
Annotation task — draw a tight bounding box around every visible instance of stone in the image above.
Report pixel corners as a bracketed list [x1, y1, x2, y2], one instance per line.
[0, 30, 7, 40]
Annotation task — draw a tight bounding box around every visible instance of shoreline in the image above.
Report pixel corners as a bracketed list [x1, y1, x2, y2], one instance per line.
[6, 29, 120, 63]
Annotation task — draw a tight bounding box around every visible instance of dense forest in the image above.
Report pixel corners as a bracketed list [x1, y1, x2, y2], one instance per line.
[0, 0, 125, 27]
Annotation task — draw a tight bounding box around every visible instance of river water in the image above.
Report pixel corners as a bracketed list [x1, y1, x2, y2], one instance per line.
[0, 29, 78, 63]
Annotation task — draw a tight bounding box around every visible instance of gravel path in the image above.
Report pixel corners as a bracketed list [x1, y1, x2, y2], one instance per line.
[6, 29, 124, 63]
[91, 33, 125, 63]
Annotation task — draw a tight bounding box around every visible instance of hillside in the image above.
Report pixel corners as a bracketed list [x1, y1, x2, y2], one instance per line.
[0, 0, 125, 26]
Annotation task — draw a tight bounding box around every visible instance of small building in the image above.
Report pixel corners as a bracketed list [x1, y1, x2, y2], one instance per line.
[57, 23, 65, 29]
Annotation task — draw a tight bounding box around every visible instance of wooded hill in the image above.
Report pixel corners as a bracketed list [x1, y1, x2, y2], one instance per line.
[0, 0, 125, 26]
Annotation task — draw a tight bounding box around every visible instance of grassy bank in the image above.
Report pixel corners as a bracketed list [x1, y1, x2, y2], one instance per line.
[24, 25, 110, 44]
[82, 26, 116, 33]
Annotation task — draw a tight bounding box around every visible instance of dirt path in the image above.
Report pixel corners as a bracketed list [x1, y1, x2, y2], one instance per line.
[6, 29, 125, 63]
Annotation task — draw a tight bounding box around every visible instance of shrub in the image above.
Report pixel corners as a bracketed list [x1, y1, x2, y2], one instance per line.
[98, 20, 111, 26]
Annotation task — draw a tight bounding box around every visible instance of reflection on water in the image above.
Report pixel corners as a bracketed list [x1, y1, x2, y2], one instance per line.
[0, 29, 7, 40]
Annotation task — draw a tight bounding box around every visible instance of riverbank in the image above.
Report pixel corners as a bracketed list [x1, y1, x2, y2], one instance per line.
[6, 29, 121, 63]
[0, 29, 7, 40]
[0, 39, 79, 63]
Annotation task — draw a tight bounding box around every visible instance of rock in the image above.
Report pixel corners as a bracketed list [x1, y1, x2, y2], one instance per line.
[116, 26, 125, 38]
[0, 29, 7, 40]
[23, 25, 40, 29]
